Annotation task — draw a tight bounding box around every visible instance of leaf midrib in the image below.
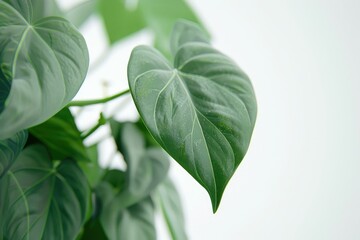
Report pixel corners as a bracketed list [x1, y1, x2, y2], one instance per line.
[12, 26, 31, 77]
[156, 70, 217, 203]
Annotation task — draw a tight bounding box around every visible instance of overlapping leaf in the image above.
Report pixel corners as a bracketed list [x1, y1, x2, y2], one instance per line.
[128, 20, 257, 212]
[30, 108, 89, 162]
[0, 144, 90, 239]
[94, 122, 169, 239]
[0, 0, 89, 139]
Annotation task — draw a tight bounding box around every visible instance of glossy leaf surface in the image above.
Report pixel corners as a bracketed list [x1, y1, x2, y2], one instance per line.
[156, 178, 188, 240]
[0, 144, 90, 239]
[30, 108, 89, 162]
[128, 20, 257, 212]
[0, 0, 89, 139]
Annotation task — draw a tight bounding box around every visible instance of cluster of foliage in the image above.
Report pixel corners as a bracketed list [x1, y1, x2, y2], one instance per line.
[0, 0, 257, 239]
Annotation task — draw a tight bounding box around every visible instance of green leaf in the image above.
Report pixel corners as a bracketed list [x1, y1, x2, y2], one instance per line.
[155, 178, 188, 240]
[0, 0, 89, 139]
[102, 169, 126, 191]
[98, 0, 145, 44]
[80, 218, 108, 240]
[78, 144, 104, 187]
[30, 108, 89, 162]
[97, 180, 156, 240]
[30, 0, 62, 21]
[156, 178, 188, 240]
[135, 118, 160, 147]
[139, 0, 205, 57]
[0, 131, 27, 178]
[65, 0, 97, 28]
[128, 20, 257, 212]
[109, 120, 170, 209]
[0, 144, 90, 239]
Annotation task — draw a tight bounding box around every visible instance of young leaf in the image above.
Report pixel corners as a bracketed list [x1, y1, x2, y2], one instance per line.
[30, 108, 89, 162]
[98, 0, 145, 44]
[0, 0, 89, 139]
[96, 180, 156, 240]
[109, 120, 170, 209]
[155, 178, 188, 240]
[128, 20, 257, 212]
[0, 131, 27, 178]
[0, 144, 90, 239]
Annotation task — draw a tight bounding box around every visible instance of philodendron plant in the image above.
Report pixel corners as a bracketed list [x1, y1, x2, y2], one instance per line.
[0, 0, 257, 239]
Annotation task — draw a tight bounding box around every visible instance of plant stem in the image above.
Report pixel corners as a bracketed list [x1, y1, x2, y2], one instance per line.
[67, 89, 130, 107]
[81, 113, 107, 139]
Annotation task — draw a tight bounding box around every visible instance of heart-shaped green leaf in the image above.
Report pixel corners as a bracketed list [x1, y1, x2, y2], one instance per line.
[29, 108, 89, 162]
[109, 120, 170, 209]
[0, 0, 89, 139]
[128, 20, 257, 212]
[155, 178, 188, 240]
[0, 131, 27, 178]
[0, 144, 90, 239]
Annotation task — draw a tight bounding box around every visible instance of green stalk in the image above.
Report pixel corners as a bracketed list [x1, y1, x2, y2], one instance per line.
[81, 113, 107, 139]
[68, 89, 130, 107]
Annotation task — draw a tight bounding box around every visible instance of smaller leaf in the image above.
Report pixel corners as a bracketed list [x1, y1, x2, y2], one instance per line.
[109, 120, 170, 208]
[96, 179, 156, 240]
[155, 178, 188, 240]
[30, 108, 89, 162]
[0, 131, 27, 178]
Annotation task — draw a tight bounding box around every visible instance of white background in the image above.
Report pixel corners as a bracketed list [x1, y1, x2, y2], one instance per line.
[59, 0, 360, 239]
